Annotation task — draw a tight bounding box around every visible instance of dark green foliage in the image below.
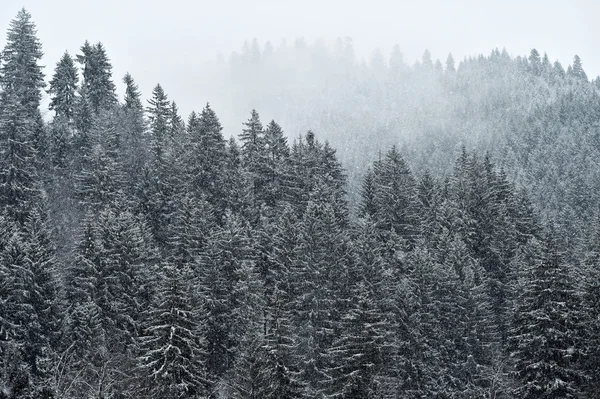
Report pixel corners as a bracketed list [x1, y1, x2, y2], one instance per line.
[368, 146, 420, 245]
[48, 51, 79, 120]
[1, 10, 598, 398]
[137, 262, 208, 399]
[509, 232, 585, 398]
[76, 41, 117, 113]
[186, 103, 228, 212]
[199, 211, 255, 384]
[0, 8, 44, 224]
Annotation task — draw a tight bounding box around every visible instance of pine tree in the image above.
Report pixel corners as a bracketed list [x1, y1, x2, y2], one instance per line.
[0, 8, 44, 224]
[186, 103, 227, 209]
[95, 199, 149, 352]
[121, 73, 146, 192]
[262, 120, 291, 208]
[509, 232, 586, 398]
[239, 109, 267, 214]
[199, 211, 256, 384]
[222, 261, 267, 399]
[446, 53, 456, 73]
[19, 205, 63, 396]
[137, 262, 208, 399]
[146, 84, 170, 161]
[48, 51, 79, 121]
[168, 101, 185, 140]
[0, 96, 40, 223]
[288, 131, 347, 223]
[75, 112, 125, 214]
[221, 137, 252, 217]
[0, 229, 32, 398]
[138, 83, 178, 247]
[64, 213, 105, 367]
[580, 213, 600, 394]
[359, 167, 377, 219]
[370, 146, 420, 245]
[254, 206, 303, 398]
[288, 201, 351, 396]
[0, 8, 45, 116]
[569, 55, 587, 82]
[325, 281, 388, 398]
[76, 41, 117, 113]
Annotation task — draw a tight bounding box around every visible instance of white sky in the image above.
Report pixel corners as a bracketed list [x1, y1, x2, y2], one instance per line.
[1, 0, 598, 118]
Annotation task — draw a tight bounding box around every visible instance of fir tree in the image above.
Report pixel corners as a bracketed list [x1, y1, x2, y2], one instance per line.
[137, 262, 208, 399]
[0, 8, 45, 116]
[0, 8, 44, 224]
[186, 103, 227, 210]
[262, 120, 291, 208]
[199, 211, 255, 384]
[509, 232, 586, 398]
[48, 51, 79, 121]
[239, 109, 267, 214]
[76, 41, 117, 113]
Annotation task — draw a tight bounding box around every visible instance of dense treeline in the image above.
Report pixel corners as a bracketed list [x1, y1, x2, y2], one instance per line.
[206, 37, 600, 254]
[1, 8, 600, 399]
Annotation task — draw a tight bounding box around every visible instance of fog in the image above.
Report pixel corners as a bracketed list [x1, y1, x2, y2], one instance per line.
[3, 3, 600, 397]
[1, 0, 598, 125]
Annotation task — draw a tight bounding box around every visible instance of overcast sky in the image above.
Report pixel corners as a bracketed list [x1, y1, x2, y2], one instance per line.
[1, 0, 598, 118]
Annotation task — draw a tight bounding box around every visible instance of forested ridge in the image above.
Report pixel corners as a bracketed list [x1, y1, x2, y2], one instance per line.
[1, 8, 600, 399]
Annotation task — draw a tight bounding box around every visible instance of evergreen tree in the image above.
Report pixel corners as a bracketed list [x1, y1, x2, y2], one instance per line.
[288, 201, 351, 396]
[48, 51, 79, 121]
[580, 213, 600, 394]
[254, 206, 303, 398]
[199, 211, 255, 385]
[168, 101, 185, 140]
[137, 262, 208, 399]
[0, 8, 45, 116]
[239, 109, 267, 213]
[370, 146, 420, 245]
[138, 83, 178, 248]
[0, 8, 44, 224]
[262, 120, 291, 208]
[76, 41, 117, 113]
[446, 53, 456, 73]
[121, 73, 146, 192]
[146, 83, 170, 163]
[509, 232, 586, 398]
[186, 103, 227, 209]
[569, 55, 587, 82]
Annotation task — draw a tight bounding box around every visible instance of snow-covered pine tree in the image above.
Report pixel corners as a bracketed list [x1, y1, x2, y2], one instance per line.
[185, 103, 228, 212]
[509, 231, 586, 398]
[239, 109, 267, 220]
[580, 212, 600, 395]
[120, 72, 147, 193]
[76, 41, 117, 114]
[48, 51, 79, 121]
[137, 261, 208, 399]
[137, 83, 178, 248]
[262, 120, 291, 208]
[0, 8, 44, 224]
[199, 211, 255, 385]
[370, 146, 420, 246]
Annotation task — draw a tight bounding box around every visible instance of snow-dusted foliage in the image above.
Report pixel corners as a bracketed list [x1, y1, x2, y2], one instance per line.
[1, 7, 599, 399]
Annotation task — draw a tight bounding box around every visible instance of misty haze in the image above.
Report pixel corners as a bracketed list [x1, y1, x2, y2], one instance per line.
[0, 1, 599, 398]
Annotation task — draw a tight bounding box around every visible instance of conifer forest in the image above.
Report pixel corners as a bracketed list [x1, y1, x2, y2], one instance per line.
[4, 7, 600, 399]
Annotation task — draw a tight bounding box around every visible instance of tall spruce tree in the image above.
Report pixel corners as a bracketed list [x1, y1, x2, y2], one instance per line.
[137, 261, 208, 399]
[509, 232, 586, 398]
[239, 109, 267, 215]
[48, 51, 79, 121]
[76, 41, 117, 113]
[0, 8, 44, 224]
